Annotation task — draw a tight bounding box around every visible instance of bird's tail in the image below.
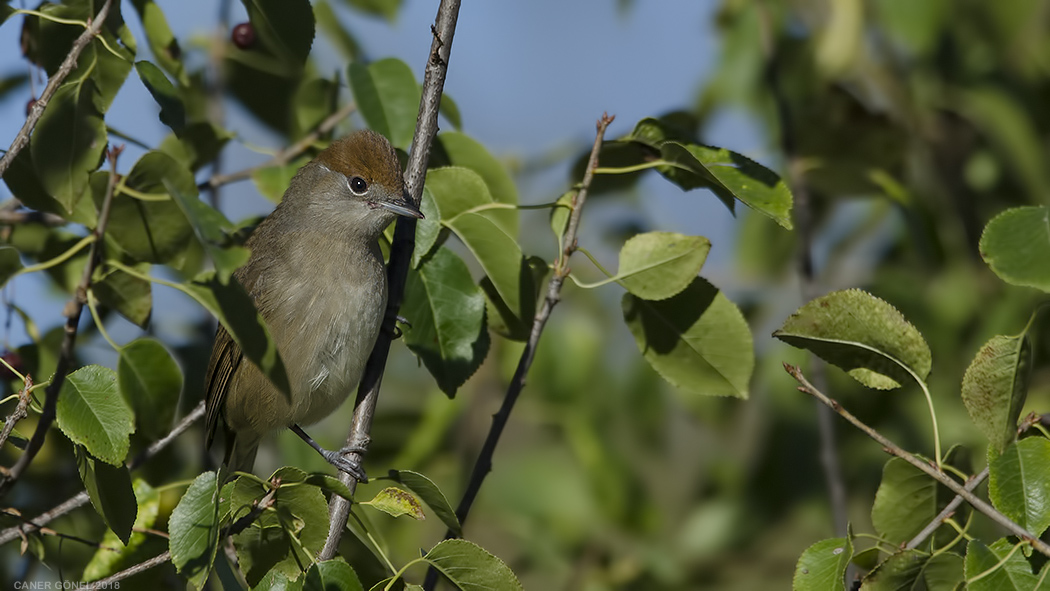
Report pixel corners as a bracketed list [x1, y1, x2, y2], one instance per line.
[224, 432, 261, 478]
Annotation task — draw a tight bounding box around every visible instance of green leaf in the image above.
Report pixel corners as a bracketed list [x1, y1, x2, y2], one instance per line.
[549, 191, 573, 245]
[232, 471, 330, 586]
[979, 206, 1050, 292]
[412, 187, 443, 268]
[315, 0, 361, 61]
[156, 151, 250, 281]
[989, 438, 1050, 537]
[252, 570, 303, 591]
[961, 333, 1031, 453]
[0, 247, 24, 288]
[130, 0, 186, 84]
[424, 539, 523, 591]
[118, 338, 183, 440]
[871, 457, 955, 544]
[252, 155, 311, 203]
[426, 167, 526, 325]
[964, 538, 1039, 591]
[622, 277, 753, 400]
[774, 289, 932, 390]
[402, 247, 488, 396]
[387, 470, 462, 537]
[3, 147, 97, 226]
[169, 471, 220, 588]
[159, 122, 232, 172]
[303, 560, 363, 591]
[440, 94, 462, 130]
[135, 61, 185, 131]
[93, 264, 152, 328]
[76, 446, 137, 545]
[292, 77, 338, 139]
[83, 479, 160, 581]
[183, 272, 291, 397]
[241, 0, 316, 66]
[860, 550, 962, 591]
[793, 536, 851, 591]
[56, 365, 134, 465]
[31, 79, 107, 213]
[438, 132, 519, 238]
[349, 57, 420, 149]
[103, 154, 195, 264]
[302, 473, 354, 501]
[361, 487, 425, 520]
[626, 117, 793, 228]
[343, 0, 402, 22]
[614, 232, 710, 300]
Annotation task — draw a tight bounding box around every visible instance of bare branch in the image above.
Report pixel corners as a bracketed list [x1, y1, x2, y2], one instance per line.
[0, 0, 114, 178]
[785, 363, 1050, 558]
[0, 375, 32, 450]
[319, 0, 461, 560]
[421, 113, 614, 591]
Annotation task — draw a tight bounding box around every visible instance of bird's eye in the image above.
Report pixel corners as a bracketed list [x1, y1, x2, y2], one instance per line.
[348, 176, 368, 195]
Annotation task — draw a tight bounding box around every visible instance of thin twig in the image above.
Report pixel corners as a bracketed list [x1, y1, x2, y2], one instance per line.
[0, 375, 31, 450]
[0, 210, 67, 227]
[0, 401, 205, 545]
[319, 0, 461, 561]
[422, 113, 614, 591]
[0, 0, 113, 178]
[756, 1, 848, 539]
[0, 145, 122, 498]
[785, 363, 1050, 558]
[200, 101, 357, 191]
[84, 550, 171, 589]
[905, 466, 988, 550]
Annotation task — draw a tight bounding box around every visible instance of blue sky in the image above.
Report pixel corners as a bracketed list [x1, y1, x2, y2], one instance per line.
[0, 0, 766, 353]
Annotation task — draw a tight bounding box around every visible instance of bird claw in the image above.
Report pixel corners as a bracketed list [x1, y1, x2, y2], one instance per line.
[321, 446, 368, 483]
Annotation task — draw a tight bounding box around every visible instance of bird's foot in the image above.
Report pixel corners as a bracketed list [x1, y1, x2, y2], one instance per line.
[320, 446, 369, 483]
[384, 311, 412, 339]
[291, 424, 369, 483]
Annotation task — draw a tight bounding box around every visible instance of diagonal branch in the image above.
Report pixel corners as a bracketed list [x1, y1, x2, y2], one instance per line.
[0, 0, 113, 178]
[319, 0, 461, 561]
[422, 113, 614, 591]
[785, 363, 1050, 558]
[0, 145, 123, 497]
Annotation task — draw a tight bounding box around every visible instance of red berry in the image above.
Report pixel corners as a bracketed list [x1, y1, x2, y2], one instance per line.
[231, 22, 256, 50]
[25, 98, 36, 117]
[0, 351, 24, 381]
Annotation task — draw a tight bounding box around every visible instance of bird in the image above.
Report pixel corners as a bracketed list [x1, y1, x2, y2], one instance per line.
[203, 129, 422, 480]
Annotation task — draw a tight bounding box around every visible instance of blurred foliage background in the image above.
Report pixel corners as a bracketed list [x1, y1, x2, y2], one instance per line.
[2, 0, 1050, 588]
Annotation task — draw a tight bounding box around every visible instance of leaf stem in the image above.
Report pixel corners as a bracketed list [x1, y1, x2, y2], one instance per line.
[966, 540, 1025, 585]
[593, 160, 671, 174]
[15, 235, 96, 277]
[85, 288, 121, 352]
[917, 380, 943, 469]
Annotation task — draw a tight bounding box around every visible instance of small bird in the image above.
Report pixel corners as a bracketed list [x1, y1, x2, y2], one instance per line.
[204, 129, 422, 480]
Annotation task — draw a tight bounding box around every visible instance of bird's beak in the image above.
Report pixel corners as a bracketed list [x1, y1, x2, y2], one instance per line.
[379, 191, 424, 219]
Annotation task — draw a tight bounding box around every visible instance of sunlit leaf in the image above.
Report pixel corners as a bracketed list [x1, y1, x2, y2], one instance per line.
[615, 232, 710, 300]
[989, 438, 1050, 537]
[980, 206, 1050, 293]
[793, 536, 851, 591]
[349, 57, 419, 149]
[423, 539, 522, 591]
[774, 289, 931, 390]
[961, 333, 1031, 453]
[55, 365, 134, 466]
[623, 277, 753, 400]
[169, 471, 220, 588]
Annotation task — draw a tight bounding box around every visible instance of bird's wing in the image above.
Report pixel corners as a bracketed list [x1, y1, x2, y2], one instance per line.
[204, 323, 243, 450]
